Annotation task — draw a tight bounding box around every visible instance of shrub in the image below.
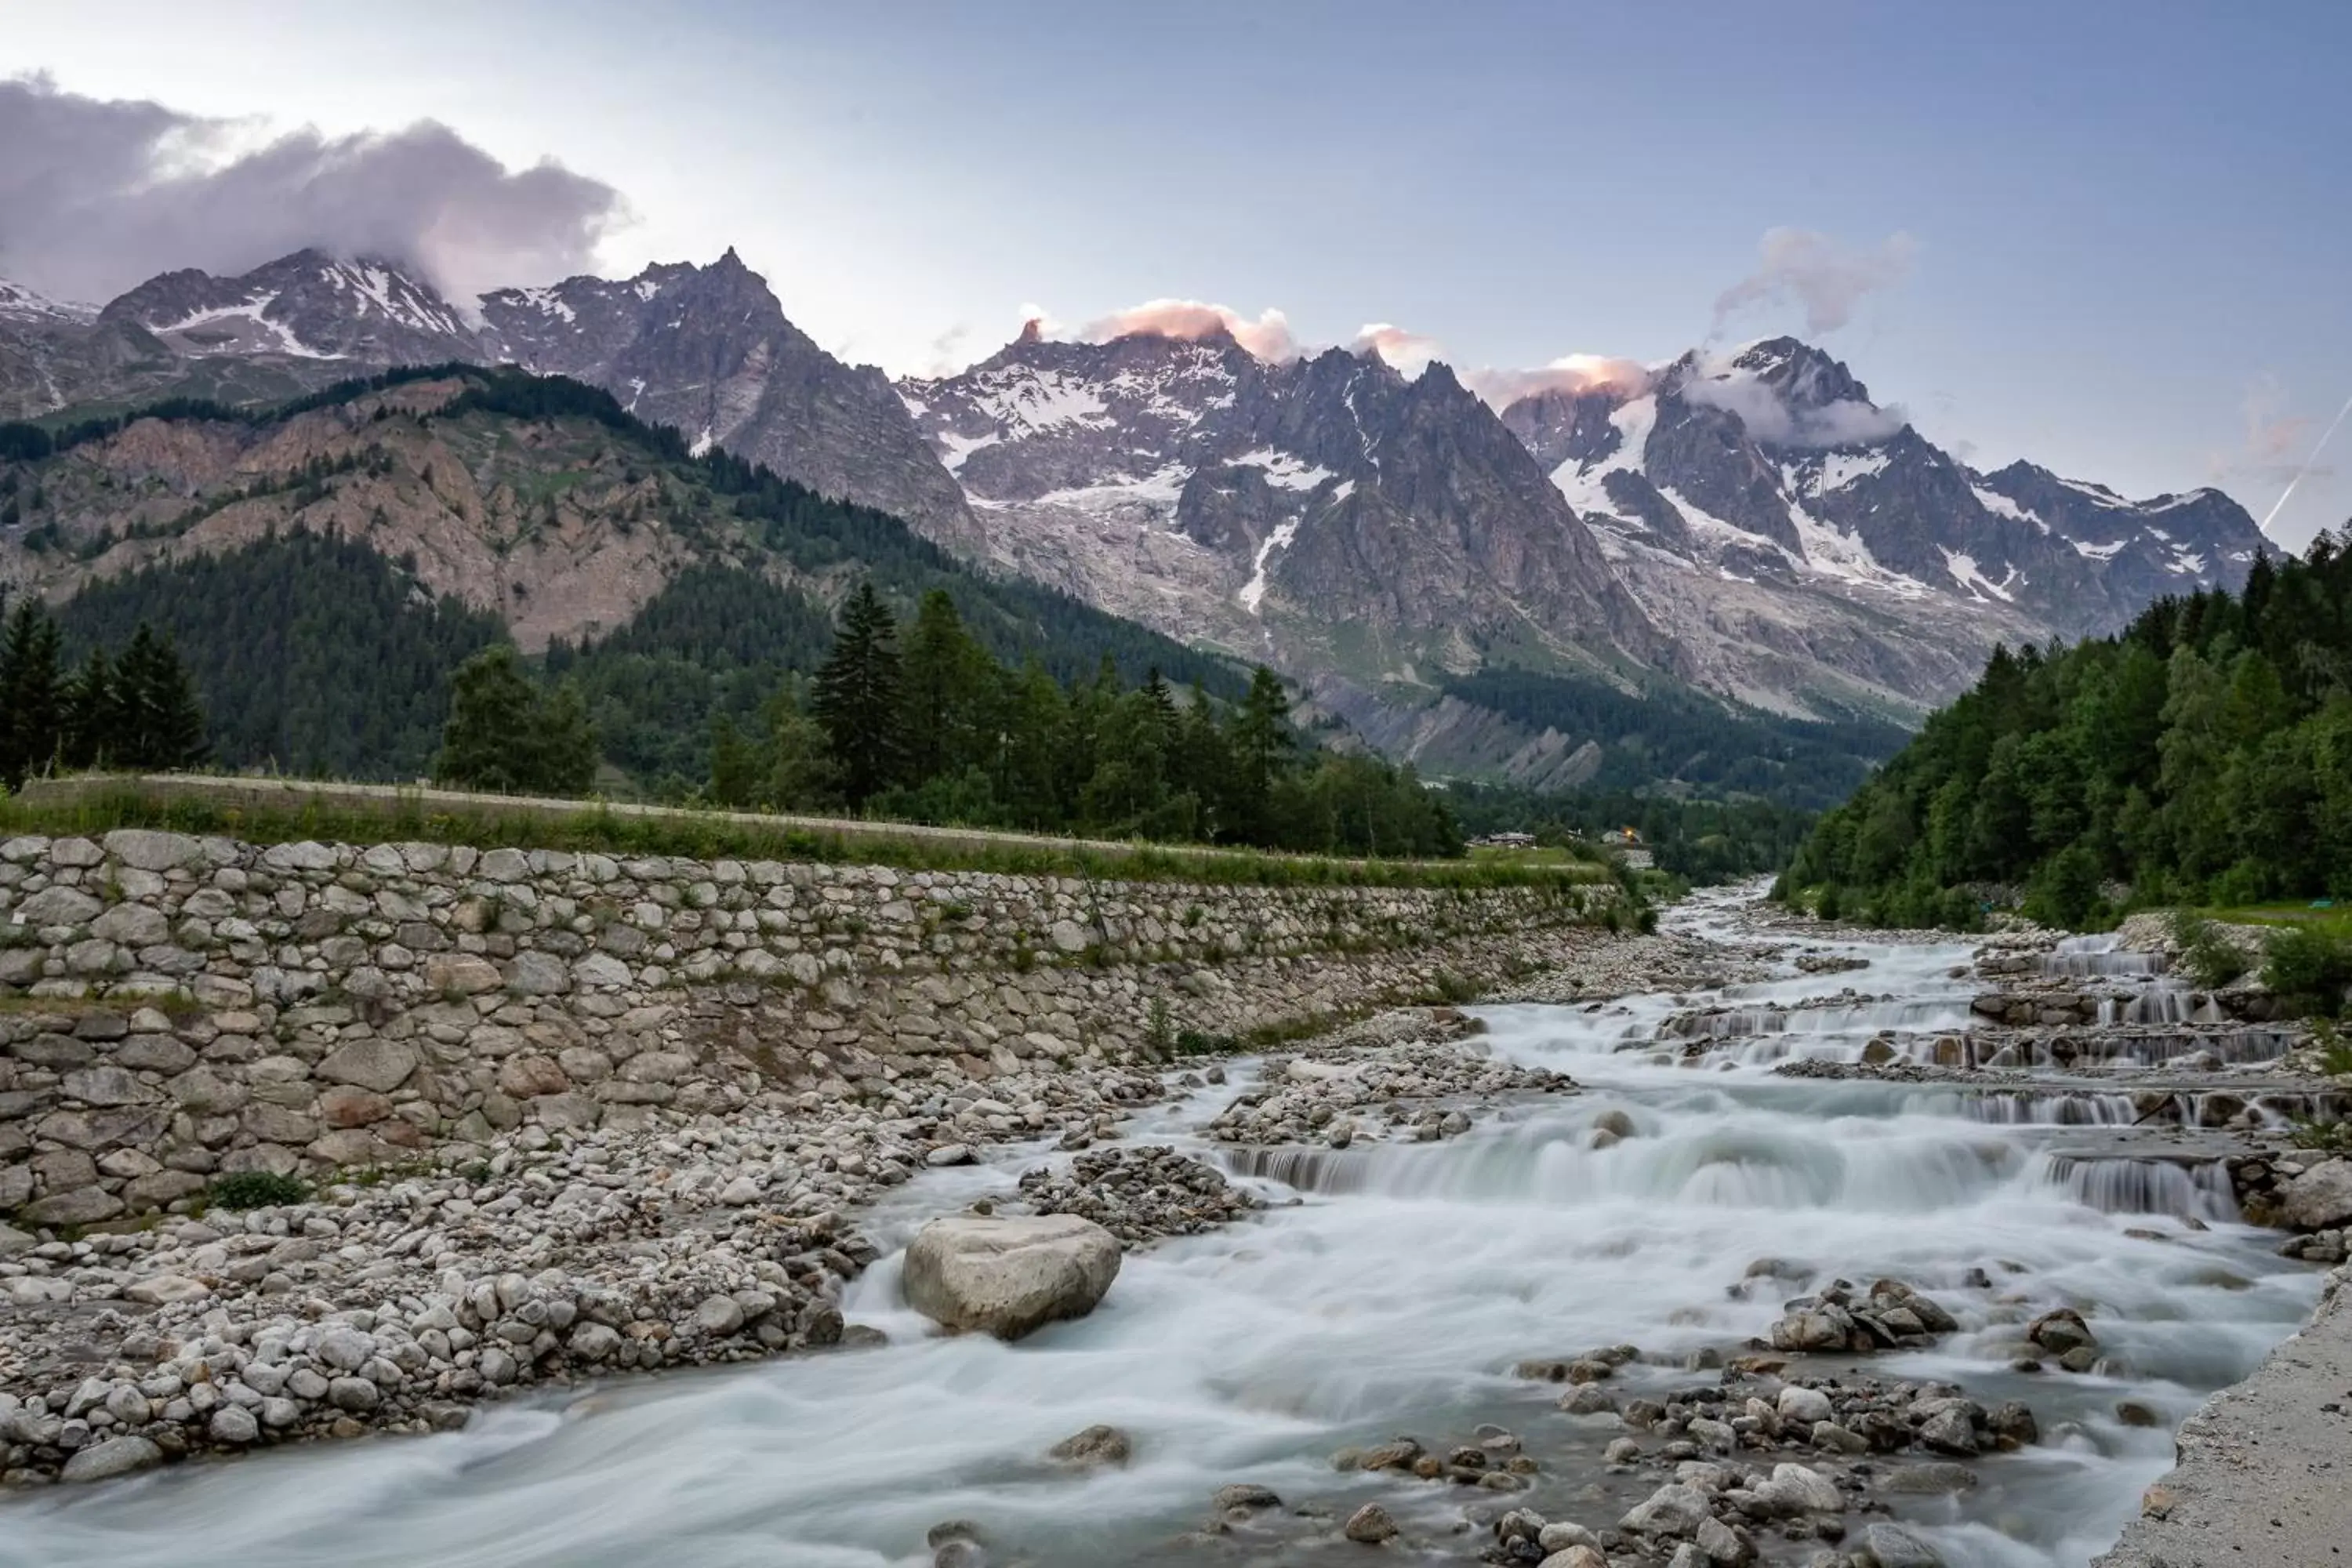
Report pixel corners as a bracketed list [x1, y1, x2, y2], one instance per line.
[2261, 926, 2352, 1017]
[2170, 913, 2252, 989]
[205, 1171, 311, 1210]
[2022, 844, 2103, 931]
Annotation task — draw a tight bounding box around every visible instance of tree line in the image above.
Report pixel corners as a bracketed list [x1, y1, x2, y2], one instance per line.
[1443, 779, 1817, 884]
[441, 581, 1464, 858]
[1780, 532, 2352, 928]
[0, 592, 209, 789]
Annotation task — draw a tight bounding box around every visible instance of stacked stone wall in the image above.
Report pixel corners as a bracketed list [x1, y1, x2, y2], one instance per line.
[0, 828, 1610, 1224]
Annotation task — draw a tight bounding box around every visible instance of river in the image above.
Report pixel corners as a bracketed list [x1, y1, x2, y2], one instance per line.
[0, 889, 2323, 1567]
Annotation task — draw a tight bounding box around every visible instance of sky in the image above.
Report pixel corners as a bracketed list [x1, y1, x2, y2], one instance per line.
[5, 0, 2350, 546]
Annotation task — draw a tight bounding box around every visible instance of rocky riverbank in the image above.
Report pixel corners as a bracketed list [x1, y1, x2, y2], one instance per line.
[1, 933, 1710, 1488]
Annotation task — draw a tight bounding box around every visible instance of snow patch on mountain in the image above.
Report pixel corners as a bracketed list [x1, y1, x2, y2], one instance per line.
[154, 293, 341, 359]
[1547, 395, 1656, 520]
[1232, 448, 1336, 491]
[1240, 517, 1302, 613]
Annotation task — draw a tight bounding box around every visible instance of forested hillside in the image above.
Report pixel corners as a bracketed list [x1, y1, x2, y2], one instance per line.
[1439, 667, 1906, 811]
[1780, 536, 2352, 927]
[1, 367, 1242, 786]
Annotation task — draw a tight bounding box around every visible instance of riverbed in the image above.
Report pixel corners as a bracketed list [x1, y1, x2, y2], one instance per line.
[0, 889, 2323, 1567]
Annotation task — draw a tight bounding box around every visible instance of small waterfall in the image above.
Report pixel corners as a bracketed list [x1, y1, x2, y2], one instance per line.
[2042, 934, 2165, 979]
[1951, 1091, 2137, 1127]
[2040, 1154, 2241, 1221]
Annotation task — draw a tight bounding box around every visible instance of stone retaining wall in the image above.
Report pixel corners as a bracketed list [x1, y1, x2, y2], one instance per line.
[1, 828, 1610, 1226]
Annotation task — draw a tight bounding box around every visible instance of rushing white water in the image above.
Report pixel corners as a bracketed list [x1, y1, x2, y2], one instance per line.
[0, 891, 2324, 1568]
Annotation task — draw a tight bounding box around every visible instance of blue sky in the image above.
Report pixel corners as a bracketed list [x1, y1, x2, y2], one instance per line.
[8, 1, 2350, 543]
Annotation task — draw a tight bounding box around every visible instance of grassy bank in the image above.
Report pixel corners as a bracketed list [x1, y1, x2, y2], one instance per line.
[3, 775, 1627, 895]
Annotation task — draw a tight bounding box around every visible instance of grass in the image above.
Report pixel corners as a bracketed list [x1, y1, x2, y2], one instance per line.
[2202, 902, 2352, 936]
[5, 775, 1621, 896]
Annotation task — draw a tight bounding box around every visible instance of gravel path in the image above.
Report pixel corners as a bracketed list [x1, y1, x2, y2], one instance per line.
[2092, 1261, 2352, 1568]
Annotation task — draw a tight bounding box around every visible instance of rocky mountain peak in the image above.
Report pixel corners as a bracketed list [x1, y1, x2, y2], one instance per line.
[0, 277, 95, 325]
[1726, 336, 1873, 409]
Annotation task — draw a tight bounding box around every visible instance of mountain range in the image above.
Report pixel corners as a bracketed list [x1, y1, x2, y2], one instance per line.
[0, 249, 2273, 796]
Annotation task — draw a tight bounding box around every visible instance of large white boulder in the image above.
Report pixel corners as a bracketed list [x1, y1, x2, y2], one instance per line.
[2280, 1159, 2352, 1230]
[902, 1214, 1121, 1341]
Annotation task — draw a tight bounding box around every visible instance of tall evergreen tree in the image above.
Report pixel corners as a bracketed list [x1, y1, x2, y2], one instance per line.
[60, 645, 118, 770]
[525, 678, 600, 796]
[434, 645, 544, 793]
[898, 588, 996, 781]
[112, 623, 209, 771]
[0, 597, 65, 788]
[812, 582, 904, 808]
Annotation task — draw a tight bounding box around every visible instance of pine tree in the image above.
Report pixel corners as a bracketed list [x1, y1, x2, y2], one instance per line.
[60, 645, 117, 770]
[527, 679, 599, 796]
[898, 588, 994, 782]
[760, 690, 839, 809]
[0, 597, 64, 788]
[111, 623, 208, 771]
[434, 645, 543, 792]
[708, 714, 762, 808]
[1223, 665, 1294, 842]
[811, 582, 904, 808]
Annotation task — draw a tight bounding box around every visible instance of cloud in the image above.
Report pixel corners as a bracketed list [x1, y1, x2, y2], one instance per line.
[1713, 227, 1919, 337]
[0, 73, 625, 305]
[1463, 353, 1655, 409]
[2212, 374, 2329, 485]
[1076, 298, 1299, 361]
[1682, 364, 1907, 447]
[1351, 322, 1442, 376]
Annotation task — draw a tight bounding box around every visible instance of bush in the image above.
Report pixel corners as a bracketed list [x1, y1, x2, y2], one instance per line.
[2170, 913, 2252, 989]
[2022, 844, 2103, 931]
[1173, 1028, 1235, 1057]
[2261, 926, 2352, 1017]
[205, 1171, 311, 1210]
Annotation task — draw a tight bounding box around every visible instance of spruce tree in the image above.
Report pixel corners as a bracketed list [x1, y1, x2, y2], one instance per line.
[434, 645, 542, 792]
[898, 588, 993, 782]
[0, 597, 64, 788]
[760, 690, 839, 809]
[527, 679, 599, 797]
[60, 645, 117, 770]
[1224, 665, 1294, 841]
[708, 714, 762, 808]
[811, 582, 903, 808]
[112, 624, 208, 771]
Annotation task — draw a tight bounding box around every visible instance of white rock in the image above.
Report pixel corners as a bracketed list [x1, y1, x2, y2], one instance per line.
[60, 1435, 163, 1483]
[1777, 1385, 1834, 1425]
[901, 1214, 1122, 1341]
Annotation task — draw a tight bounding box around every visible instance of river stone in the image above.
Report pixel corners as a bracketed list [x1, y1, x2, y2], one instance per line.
[2280, 1158, 2352, 1229]
[209, 1405, 260, 1444]
[1213, 1483, 1282, 1512]
[1621, 1482, 1711, 1536]
[1343, 1502, 1398, 1543]
[1755, 1461, 1842, 1514]
[1047, 1423, 1131, 1468]
[1777, 1385, 1833, 1425]
[60, 1435, 163, 1483]
[1860, 1521, 1944, 1566]
[1541, 1549, 1606, 1568]
[900, 1214, 1120, 1341]
[1880, 1461, 1978, 1494]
